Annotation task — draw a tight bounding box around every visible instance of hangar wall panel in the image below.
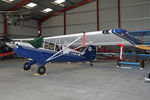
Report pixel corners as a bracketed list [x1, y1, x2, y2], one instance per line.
[42, 27, 64, 37]
[0, 16, 37, 37]
[41, 0, 150, 36]
[0, 15, 3, 34]
[99, 0, 118, 30]
[8, 20, 38, 37]
[66, 1, 97, 34]
[41, 0, 119, 36]
[0, 23, 3, 34]
[120, 0, 150, 30]
[42, 15, 64, 36]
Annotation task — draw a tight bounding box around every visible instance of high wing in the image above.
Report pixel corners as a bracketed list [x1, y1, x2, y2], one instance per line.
[10, 29, 141, 47]
[44, 29, 141, 46]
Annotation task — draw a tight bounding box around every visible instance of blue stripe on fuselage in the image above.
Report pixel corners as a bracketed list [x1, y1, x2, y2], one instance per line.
[13, 45, 92, 64]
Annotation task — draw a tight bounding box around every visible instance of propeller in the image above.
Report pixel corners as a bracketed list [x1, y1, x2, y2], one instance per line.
[0, 35, 12, 42]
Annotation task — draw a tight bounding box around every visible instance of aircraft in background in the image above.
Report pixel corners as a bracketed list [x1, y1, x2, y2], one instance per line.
[7, 29, 142, 75]
[117, 30, 150, 64]
[0, 36, 15, 60]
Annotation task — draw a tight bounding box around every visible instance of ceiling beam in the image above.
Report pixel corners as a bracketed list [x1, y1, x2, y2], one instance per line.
[39, 0, 96, 23]
[8, 0, 32, 11]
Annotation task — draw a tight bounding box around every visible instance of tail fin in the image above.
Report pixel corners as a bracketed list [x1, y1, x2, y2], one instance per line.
[83, 45, 96, 61]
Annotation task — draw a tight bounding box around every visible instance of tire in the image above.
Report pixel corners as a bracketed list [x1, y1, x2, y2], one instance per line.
[90, 61, 93, 66]
[37, 66, 46, 75]
[117, 60, 121, 67]
[23, 62, 31, 70]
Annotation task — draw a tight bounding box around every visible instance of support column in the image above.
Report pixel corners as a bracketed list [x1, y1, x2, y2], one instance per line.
[118, 0, 121, 28]
[38, 21, 41, 37]
[3, 16, 7, 36]
[64, 12, 66, 35]
[96, 0, 99, 31]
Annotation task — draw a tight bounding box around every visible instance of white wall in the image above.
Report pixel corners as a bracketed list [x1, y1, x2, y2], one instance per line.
[120, 0, 150, 30]
[66, 1, 97, 34]
[0, 15, 37, 37]
[42, 0, 119, 36]
[42, 0, 150, 36]
[8, 20, 38, 37]
[99, 0, 118, 30]
[42, 1, 98, 36]
[42, 14, 64, 36]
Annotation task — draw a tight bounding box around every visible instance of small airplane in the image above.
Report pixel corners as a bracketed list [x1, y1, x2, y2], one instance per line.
[7, 29, 142, 75]
[117, 30, 150, 63]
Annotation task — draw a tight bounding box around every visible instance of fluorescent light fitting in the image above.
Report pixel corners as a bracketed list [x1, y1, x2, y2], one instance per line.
[25, 2, 37, 8]
[42, 8, 53, 13]
[54, 0, 65, 4]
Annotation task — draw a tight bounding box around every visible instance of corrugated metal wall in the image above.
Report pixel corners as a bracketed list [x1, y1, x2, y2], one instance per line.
[1, 0, 150, 37]
[120, 0, 150, 30]
[42, 0, 119, 36]
[41, 0, 150, 37]
[66, 1, 97, 34]
[42, 14, 64, 36]
[0, 15, 38, 37]
[99, 0, 118, 30]
[0, 15, 3, 34]
[8, 20, 38, 37]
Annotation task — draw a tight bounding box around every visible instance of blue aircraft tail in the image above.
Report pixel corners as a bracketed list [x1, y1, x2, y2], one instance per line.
[82, 45, 96, 61]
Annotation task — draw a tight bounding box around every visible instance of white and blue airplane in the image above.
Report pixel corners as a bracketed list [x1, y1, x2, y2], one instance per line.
[7, 29, 141, 75]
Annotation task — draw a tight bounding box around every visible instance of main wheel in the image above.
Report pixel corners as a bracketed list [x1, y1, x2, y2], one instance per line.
[90, 61, 93, 66]
[37, 66, 46, 75]
[117, 59, 121, 67]
[23, 62, 31, 70]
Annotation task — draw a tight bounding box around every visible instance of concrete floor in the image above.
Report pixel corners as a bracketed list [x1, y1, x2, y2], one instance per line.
[0, 59, 150, 100]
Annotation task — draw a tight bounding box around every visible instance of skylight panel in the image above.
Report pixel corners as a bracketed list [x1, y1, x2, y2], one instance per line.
[2, 0, 14, 3]
[25, 2, 37, 8]
[42, 8, 53, 13]
[54, 0, 65, 4]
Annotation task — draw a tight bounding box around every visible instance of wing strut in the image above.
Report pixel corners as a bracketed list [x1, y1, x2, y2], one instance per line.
[117, 44, 124, 60]
[83, 32, 85, 48]
[46, 37, 82, 62]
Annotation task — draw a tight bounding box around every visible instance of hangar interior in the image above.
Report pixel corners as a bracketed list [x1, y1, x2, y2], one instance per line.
[0, 0, 150, 100]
